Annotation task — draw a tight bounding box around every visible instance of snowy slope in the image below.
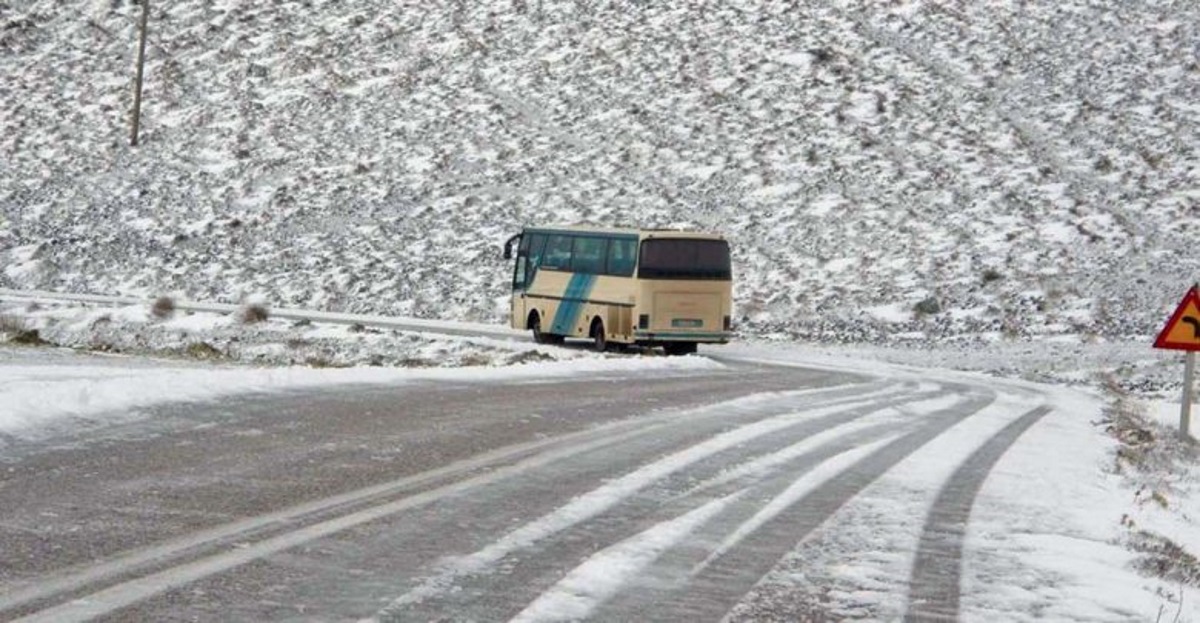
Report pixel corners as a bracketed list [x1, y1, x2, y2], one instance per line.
[2, 0, 1197, 341]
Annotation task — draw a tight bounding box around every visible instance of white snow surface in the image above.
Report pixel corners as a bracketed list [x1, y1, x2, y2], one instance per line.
[2, 0, 1198, 342]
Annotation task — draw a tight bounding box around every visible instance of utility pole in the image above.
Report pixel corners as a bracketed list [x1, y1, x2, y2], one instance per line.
[130, 0, 150, 146]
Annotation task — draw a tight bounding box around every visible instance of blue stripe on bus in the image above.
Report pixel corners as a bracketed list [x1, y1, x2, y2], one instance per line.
[550, 273, 597, 335]
[550, 274, 589, 335]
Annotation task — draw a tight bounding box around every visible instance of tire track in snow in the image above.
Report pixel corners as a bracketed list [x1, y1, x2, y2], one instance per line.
[904, 404, 1053, 623]
[503, 420, 911, 620]
[591, 386, 996, 622]
[510, 490, 750, 623]
[392, 410, 923, 621]
[373, 390, 963, 622]
[512, 435, 906, 623]
[368, 386, 936, 621]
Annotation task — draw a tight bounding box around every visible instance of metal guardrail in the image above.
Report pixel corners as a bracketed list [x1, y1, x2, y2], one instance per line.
[0, 289, 528, 342]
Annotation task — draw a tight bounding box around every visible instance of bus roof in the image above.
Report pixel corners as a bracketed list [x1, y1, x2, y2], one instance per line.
[522, 224, 726, 241]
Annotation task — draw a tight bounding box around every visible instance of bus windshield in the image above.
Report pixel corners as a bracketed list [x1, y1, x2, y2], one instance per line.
[638, 239, 732, 280]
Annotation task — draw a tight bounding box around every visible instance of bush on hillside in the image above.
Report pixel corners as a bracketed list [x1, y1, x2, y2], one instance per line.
[150, 295, 176, 319]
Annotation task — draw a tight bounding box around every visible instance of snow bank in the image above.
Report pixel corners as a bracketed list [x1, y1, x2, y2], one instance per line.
[0, 355, 722, 438]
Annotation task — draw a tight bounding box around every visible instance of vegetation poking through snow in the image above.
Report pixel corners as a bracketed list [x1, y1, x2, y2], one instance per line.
[1102, 375, 1197, 481]
[1100, 374, 1199, 591]
[913, 297, 941, 316]
[236, 302, 270, 325]
[1, 313, 45, 345]
[1126, 527, 1200, 589]
[182, 341, 225, 361]
[150, 295, 176, 319]
[0, 314, 26, 336]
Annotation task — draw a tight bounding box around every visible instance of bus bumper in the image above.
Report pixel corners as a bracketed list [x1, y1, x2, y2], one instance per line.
[633, 330, 732, 344]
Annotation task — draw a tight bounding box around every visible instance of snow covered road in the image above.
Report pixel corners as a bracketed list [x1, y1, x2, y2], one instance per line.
[0, 347, 1187, 621]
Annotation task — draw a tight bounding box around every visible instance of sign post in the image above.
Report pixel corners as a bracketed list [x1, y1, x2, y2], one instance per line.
[1153, 284, 1200, 441]
[1182, 352, 1195, 440]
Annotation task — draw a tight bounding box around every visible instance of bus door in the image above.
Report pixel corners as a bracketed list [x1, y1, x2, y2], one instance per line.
[510, 232, 547, 329]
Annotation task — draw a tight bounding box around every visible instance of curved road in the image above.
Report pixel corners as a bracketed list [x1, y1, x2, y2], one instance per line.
[0, 352, 1053, 622]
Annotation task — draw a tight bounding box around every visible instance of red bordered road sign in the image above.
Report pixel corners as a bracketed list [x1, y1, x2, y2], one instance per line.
[1154, 286, 1200, 351]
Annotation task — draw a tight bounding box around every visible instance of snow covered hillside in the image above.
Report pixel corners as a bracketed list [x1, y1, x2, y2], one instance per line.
[2, 0, 1197, 341]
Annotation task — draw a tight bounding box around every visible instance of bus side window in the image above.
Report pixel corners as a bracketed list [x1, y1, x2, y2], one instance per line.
[524, 233, 547, 288]
[543, 234, 574, 270]
[571, 236, 606, 274]
[606, 238, 637, 276]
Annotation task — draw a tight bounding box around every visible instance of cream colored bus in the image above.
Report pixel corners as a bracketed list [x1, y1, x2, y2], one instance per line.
[503, 225, 733, 355]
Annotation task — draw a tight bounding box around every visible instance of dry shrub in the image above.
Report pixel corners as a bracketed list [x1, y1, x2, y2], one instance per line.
[1128, 529, 1200, 588]
[914, 297, 941, 316]
[150, 296, 176, 319]
[1100, 374, 1200, 590]
[1100, 375, 1196, 477]
[0, 314, 25, 334]
[506, 350, 555, 365]
[237, 302, 270, 324]
[184, 342, 224, 360]
[90, 313, 112, 329]
[459, 353, 492, 367]
[10, 329, 46, 345]
[304, 356, 349, 369]
[1, 314, 47, 345]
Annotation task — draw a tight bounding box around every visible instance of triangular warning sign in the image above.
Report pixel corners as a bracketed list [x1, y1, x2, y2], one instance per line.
[1154, 287, 1200, 351]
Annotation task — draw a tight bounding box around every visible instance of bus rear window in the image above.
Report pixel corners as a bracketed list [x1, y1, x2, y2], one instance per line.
[638, 239, 731, 280]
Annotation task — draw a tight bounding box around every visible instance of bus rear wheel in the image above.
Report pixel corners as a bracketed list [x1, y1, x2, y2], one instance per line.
[531, 313, 562, 345]
[663, 342, 697, 356]
[591, 319, 608, 353]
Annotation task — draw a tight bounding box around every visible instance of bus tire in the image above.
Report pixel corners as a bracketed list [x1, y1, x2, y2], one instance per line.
[590, 318, 608, 352]
[664, 342, 697, 356]
[530, 312, 562, 345]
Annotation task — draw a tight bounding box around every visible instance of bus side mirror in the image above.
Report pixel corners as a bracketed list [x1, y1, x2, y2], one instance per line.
[502, 233, 521, 260]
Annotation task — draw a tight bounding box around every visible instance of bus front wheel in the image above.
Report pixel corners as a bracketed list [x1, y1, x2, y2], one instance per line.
[664, 342, 697, 356]
[531, 313, 562, 345]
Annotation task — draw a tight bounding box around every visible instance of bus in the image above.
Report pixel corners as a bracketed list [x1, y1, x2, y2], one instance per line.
[502, 225, 733, 355]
